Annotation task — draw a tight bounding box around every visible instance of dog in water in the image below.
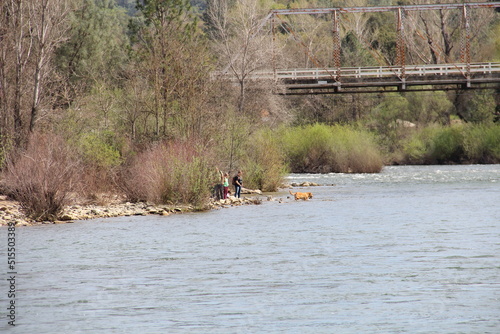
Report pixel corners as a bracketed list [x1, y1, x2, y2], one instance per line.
[289, 190, 313, 200]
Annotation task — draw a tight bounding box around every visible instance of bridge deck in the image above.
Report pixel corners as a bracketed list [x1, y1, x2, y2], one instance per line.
[231, 62, 500, 94]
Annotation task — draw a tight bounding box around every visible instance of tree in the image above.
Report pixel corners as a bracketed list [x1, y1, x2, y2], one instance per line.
[406, 90, 453, 125]
[28, 0, 71, 133]
[55, 0, 129, 99]
[0, 0, 70, 149]
[132, 0, 198, 138]
[205, 0, 272, 113]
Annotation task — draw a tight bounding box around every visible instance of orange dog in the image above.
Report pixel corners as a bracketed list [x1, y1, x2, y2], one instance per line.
[289, 190, 313, 200]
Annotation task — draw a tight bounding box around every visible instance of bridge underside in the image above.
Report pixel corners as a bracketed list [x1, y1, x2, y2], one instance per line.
[279, 74, 500, 95]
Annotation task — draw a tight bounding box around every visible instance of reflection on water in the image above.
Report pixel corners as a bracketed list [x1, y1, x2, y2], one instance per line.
[2, 165, 499, 333]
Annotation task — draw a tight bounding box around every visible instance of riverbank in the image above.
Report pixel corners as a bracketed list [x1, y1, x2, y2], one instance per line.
[0, 194, 261, 227]
[0, 183, 319, 227]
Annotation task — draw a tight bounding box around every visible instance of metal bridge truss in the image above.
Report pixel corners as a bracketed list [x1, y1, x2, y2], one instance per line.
[259, 2, 500, 95]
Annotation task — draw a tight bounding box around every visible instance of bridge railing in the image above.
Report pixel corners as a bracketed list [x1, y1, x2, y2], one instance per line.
[213, 62, 500, 81]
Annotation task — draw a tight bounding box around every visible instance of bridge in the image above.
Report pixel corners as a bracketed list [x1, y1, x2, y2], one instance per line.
[218, 2, 500, 95]
[250, 62, 500, 95]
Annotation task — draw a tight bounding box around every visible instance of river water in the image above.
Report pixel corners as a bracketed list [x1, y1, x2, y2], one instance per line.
[2, 165, 499, 333]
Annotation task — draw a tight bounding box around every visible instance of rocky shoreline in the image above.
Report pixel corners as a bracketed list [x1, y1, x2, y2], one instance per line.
[0, 183, 319, 227]
[0, 195, 262, 227]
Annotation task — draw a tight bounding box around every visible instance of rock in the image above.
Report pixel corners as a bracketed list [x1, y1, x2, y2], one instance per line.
[59, 214, 74, 221]
[291, 182, 319, 187]
[241, 187, 262, 195]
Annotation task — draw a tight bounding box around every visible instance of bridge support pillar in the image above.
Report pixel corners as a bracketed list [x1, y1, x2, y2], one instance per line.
[271, 14, 277, 83]
[396, 7, 406, 86]
[461, 4, 471, 85]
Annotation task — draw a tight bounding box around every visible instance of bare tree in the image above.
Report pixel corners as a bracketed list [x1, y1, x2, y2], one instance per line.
[28, 0, 70, 133]
[0, 0, 70, 149]
[206, 0, 271, 113]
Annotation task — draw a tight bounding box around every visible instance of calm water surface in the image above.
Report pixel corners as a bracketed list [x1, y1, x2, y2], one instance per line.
[1, 165, 499, 333]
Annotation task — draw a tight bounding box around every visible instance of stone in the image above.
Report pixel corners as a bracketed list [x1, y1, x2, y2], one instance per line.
[59, 214, 74, 221]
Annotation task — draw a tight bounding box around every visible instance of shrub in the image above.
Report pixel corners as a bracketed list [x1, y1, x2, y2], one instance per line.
[0, 135, 13, 171]
[401, 134, 427, 164]
[121, 140, 215, 209]
[2, 133, 81, 221]
[78, 131, 122, 169]
[463, 124, 500, 163]
[241, 129, 288, 192]
[75, 131, 123, 195]
[401, 124, 500, 164]
[280, 124, 383, 173]
[428, 126, 464, 164]
[462, 90, 496, 123]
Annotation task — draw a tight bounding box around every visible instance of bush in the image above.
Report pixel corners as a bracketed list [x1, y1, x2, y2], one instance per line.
[0, 135, 12, 171]
[428, 126, 464, 164]
[401, 124, 500, 164]
[280, 124, 383, 173]
[241, 129, 288, 192]
[2, 133, 81, 221]
[78, 131, 122, 169]
[75, 131, 123, 195]
[463, 124, 500, 163]
[121, 140, 215, 209]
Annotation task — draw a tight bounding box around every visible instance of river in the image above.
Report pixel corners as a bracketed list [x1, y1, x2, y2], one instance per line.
[1, 165, 499, 333]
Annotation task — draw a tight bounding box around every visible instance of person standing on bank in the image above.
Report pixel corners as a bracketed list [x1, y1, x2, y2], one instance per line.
[233, 171, 243, 198]
[222, 172, 229, 199]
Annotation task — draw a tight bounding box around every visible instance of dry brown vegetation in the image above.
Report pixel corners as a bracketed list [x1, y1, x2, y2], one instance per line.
[2, 133, 81, 221]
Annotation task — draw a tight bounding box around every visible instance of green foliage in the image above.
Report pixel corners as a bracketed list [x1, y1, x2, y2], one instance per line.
[280, 123, 383, 173]
[242, 129, 289, 192]
[213, 108, 254, 173]
[369, 93, 411, 153]
[406, 90, 453, 125]
[428, 126, 464, 164]
[136, 0, 198, 40]
[401, 124, 500, 164]
[462, 90, 496, 124]
[0, 135, 13, 171]
[372, 93, 410, 131]
[56, 0, 129, 85]
[463, 124, 500, 164]
[342, 32, 375, 67]
[78, 131, 122, 169]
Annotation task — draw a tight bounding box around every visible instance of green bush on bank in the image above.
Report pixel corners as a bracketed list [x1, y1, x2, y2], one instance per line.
[279, 123, 383, 173]
[463, 124, 500, 164]
[401, 124, 500, 164]
[241, 129, 289, 192]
